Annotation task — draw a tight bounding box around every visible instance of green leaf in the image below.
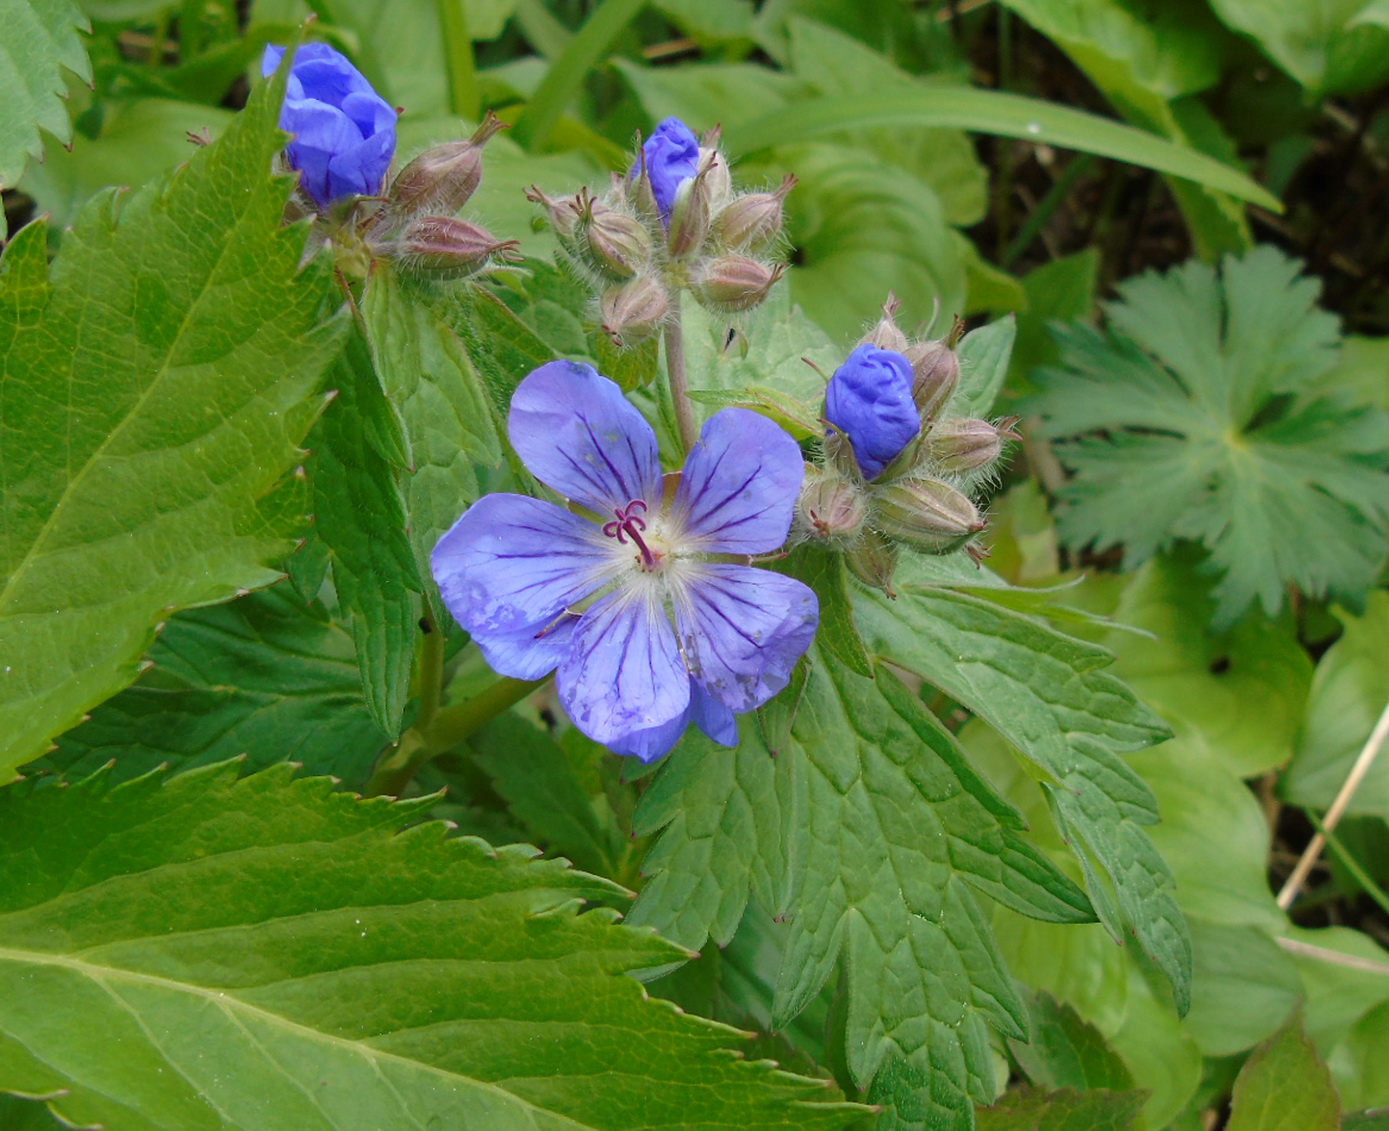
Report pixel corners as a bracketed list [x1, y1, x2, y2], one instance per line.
[976, 1086, 1148, 1131]
[1009, 992, 1136, 1093]
[851, 568, 1192, 1014]
[1031, 246, 1389, 626]
[311, 325, 421, 737]
[1007, 250, 1100, 398]
[1179, 918, 1300, 1057]
[0, 62, 344, 780]
[1208, 0, 1389, 95]
[781, 547, 873, 678]
[0, 760, 867, 1130]
[1345, 1109, 1389, 1130]
[633, 654, 1094, 1128]
[612, 57, 811, 133]
[1322, 334, 1389, 412]
[653, 0, 755, 46]
[0, 0, 90, 189]
[1226, 1012, 1341, 1131]
[956, 314, 1017, 418]
[0, 1094, 66, 1131]
[42, 587, 390, 787]
[722, 86, 1283, 211]
[1281, 591, 1389, 817]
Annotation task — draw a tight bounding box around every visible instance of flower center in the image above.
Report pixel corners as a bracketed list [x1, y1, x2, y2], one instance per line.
[603, 499, 662, 570]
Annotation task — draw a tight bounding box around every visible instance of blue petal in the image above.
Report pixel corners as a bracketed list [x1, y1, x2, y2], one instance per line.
[558, 591, 690, 747]
[690, 682, 738, 746]
[280, 100, 359, 207]
[825, 344, 920, 480]
[291, 50, 377, 105]
[508, 361, 662, 515]
[642, 118, 700, 223]
[472, 614, 578, 682]
[431, 493, 618, 640]
[672, 408, 804, 554]
[340, 90, 397, 138]
[605, 703, 693, 762]
[326, 124, 396, 201]
[676, 564, 818, 712]
[261, 45, 286, 78]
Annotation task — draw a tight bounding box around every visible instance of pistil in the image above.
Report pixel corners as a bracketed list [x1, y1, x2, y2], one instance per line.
[603, 499, 659, 569]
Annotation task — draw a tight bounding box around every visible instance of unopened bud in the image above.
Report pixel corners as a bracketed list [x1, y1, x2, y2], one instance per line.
[714, 175, 795, 251]
[860, 293, 909, 353]
[698, 147, 733, 206]
[386, 113, 505, 223]
[928, 416, 1020, 476]
[873, 477, 984, 555]
[905, 339, 960, 420]
[573, 192, 651, 279]
[845, 529, 899, 596]
[797, 468, 867, 544]
[667, 157, 718, 258]
[691, 256, 783, 313]
[525, 185, 581, 241]
[393, 217, 520, 277]
[600, 276, 669, 346]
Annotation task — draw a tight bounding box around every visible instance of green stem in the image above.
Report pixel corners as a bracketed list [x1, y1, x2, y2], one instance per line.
[663, 310, 698, 454]
[414, 609, 445, 734]
[437, 0, 480, 121]
[1308, 812, 1389, 920]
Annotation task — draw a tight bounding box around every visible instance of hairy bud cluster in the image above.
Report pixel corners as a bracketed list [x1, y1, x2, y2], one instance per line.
[792, 295, 1019, 594]
[527, 119, 793, 348]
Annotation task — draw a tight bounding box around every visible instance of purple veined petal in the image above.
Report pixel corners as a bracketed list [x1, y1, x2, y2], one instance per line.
[671, 408, 805, 554]
[431, 493, 619, 639]
[605, 702, 693, 762]
[675, 563, 818, 713]
[508, 361, 663, 515]
[326, 124, 396, 201]
[472, 614, 578, 682]
[690, 682, 738, 746]
[557, 589, 691, 748]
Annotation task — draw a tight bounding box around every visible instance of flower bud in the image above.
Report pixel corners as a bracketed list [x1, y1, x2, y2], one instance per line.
[600, 276, 670, 346]
[392, 217, 520, 278]
[845, 529, 899, 596]
[691, 256, 784, 313]
[714, 175, 795, 252]
[824, 344, 920, 481]
[928, 416, 1020, 476]
[698, 146, 733, 207]
[385, 113, 504, 222]
[573, 192, 652, 280]
[525, 185, 580, 241]
[859, 293, 909, 353]
[666, 157, 718, 258]
[796, 468, 867, 545]
[872, 478, 985, 555]
[637, 117, 699, 223]
[905, 338, 960, 421]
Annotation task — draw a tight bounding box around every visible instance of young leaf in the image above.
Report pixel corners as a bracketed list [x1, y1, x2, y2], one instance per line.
[43, 587, 390, 787]
[0, 61, 344, 780]
[0, 761, 868, 1131]
[1226, 1012, 1341, 1131]
[0, 0, 91, 190]
[1031, 246, 1389, 626]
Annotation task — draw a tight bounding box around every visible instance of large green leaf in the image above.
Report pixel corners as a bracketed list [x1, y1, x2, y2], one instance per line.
[0, 0, 90, 190]
[0, 761, 867, 1130]
[0, 61, 344, 780]
[1208, 0, 1389, 95]
[1226, 1013, 1341, 1131]
[632, 650, 1094, 1131]
[41, 587, 390, 787]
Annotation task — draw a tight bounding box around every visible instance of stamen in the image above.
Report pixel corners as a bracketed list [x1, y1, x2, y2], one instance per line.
[602, 499, 658, 568]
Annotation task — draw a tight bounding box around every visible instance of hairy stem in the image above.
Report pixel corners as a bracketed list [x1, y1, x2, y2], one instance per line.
[664, 311, 699, 454]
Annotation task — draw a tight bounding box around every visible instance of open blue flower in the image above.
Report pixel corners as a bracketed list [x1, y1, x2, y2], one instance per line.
[825, 343, 920, 480]
[641, 118, 700, 224]
[263, 43, 396, 209]
[432, 361, 819, 761]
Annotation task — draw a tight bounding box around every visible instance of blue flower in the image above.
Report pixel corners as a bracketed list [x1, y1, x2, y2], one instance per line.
[641, 117, 700, 224]
[825, 344, 921, 480]
[262, 43, 397, 209]
[432, 361, 819, 762]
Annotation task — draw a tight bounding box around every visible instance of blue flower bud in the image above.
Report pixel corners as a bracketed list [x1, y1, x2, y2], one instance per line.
[263, 43, 397, 210]
[639, 118, 700, 224]
[824, 344, 921, 481]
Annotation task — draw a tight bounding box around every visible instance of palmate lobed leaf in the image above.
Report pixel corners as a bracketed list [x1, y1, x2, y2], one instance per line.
[1031, 245, 1389, 626]
[0, 760, 868, 1131]
[0, 55, 345, 780]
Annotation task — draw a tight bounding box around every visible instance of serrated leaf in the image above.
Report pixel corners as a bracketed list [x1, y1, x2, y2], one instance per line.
[780, 547, 873, 678]
[955, 314, 1017, 418]
[311, 324, 421, 736]
[634, 653, 1093, 1128]
[0, 760, 868, 1131]
[1208, 0, 1389, 95]
[1010, 992, 1136, 1093]
[40, 586, 389, 786]
[851, 572, 1192, 1014]
[0, 62, 344, 780]
[0, 0, 91, 189]
[976, 1086, 1148, 1131]
[1226, 1012, 1341, 1131]
[1031, 246, 1389, 626]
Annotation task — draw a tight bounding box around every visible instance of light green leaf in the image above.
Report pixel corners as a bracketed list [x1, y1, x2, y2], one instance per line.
[1227, 1012, 1341, 1131]
[955, 314, 1017, 418]
[1208, 0, 1389, 95]
[1333, 998, 1389, 1111]
[1281, 591, 1389, 817]
[976, 1086, 1148, 1131]
[0, 0, 90, 189]
[652, 0, 755, 46]
[42, 587, 390, 787]
[722, 86, 1283, 211]
[0, 761, 867, 1130]
[0, 62, 344, 781]
[612, 56, 811, 132]
[1010, 991, 1135, 1094]
[1180, 918, 1300, 1056]
[1282, 925, 1389, 1052]
[1321, 334, 1389, 412]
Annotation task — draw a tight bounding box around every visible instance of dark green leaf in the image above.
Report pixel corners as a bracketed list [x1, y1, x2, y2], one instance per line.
[976, 1086, 1148, 1131]
[1010, 992, 1136, 1093]
[781, 547, 873, 678]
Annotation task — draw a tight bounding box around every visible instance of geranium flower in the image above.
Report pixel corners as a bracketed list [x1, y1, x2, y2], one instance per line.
[825, 343, 920, 480]
[641, 118, 701, 224]
[432, 361, 819, 761]
[262, 43, 397, 209]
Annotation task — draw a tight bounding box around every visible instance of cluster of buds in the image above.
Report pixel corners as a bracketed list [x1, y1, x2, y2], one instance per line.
[792, 297, 1019, 593]
[366, 113, 522, 280]
[526, 118, 794, 348]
